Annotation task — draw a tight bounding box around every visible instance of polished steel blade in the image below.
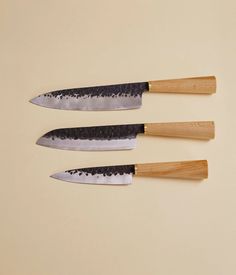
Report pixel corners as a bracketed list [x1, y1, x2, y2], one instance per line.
[30, 82, 148, 110]
[51, 165, 135, 185]
[36, 124, 144, 151]
[37, 137, 137, 151]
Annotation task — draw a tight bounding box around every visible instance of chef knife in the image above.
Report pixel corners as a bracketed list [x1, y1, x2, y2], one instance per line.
[51, 160, 208, 184]
[36, 121, 215, 151]
[30, 76, 216, 111]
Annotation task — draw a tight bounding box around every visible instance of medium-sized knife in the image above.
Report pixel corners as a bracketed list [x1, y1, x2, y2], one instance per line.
[30, 76, 216, 111]
[51, 160, 208, 185]
[36, 121, 215, 151]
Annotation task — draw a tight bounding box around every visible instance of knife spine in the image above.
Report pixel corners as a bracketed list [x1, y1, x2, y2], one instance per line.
[42, 124, 144, 140]
[66, 164, 135, 176]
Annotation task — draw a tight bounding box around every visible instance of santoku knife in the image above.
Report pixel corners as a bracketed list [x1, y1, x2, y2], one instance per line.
[36, 121, 215, 151]
[51, 160, 208, 184]
[30, 76, 216, 111]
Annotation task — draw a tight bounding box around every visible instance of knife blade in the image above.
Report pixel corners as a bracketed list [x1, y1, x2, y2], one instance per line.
[51, 160, 208, 185]
[30, 76, 216, 111]
[36, 121, 215, 151]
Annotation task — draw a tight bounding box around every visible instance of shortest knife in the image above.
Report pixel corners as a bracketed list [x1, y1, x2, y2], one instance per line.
[37, 121, 215, 151]
[51, 160, 208, 185]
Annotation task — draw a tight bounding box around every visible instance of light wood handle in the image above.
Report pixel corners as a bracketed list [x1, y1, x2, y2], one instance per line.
[135, 160, 208, 180]
[148, 76, 216, 94]
[144, 121, 215, 140]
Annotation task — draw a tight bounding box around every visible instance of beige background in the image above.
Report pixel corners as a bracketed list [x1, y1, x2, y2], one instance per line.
[1, 0, 236, 274]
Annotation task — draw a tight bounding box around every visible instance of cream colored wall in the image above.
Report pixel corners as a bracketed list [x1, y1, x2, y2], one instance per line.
[1, 0, 236, 274]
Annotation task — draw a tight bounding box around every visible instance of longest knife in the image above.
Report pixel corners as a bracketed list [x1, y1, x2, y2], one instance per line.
[36, 121, 215, 151]
[30, 76, 216, 111]
[51, 160, 208, 184]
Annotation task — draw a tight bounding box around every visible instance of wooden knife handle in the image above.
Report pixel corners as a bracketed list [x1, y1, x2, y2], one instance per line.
[135, 160, 208, 180]
[144, 121, 215, 140]
[148, 76, 216, 94]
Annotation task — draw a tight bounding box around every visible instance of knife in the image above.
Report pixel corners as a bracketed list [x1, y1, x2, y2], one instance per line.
[51, 160, 208, 184]
[36, 121, 215, 151]
[30, 76, 216, 111]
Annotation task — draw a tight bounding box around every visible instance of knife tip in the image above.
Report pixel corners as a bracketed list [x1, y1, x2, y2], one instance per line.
[29, 96, 38, 105]
[35, 136, 47, 147]
[29, 95, 44, 107]
[35, 137, 42, 146]
[50, 173, 60, 180]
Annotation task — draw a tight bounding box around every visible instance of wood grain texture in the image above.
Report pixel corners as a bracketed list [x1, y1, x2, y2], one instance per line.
[144, 121, 215, 140]
[135, 160, 208, 180]
[148, 76, 216, 94]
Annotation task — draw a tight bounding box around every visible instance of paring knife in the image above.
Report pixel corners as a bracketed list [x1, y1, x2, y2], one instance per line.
[30, 76, 216, 111]
[51, 160, 208, 184]
[36, 121, 215, 151]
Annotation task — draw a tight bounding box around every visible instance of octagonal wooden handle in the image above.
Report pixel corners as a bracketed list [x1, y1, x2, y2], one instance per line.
[135, 160, 208, 180]
[144, 121, 215, 140]
[148, 76, 216, 94]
